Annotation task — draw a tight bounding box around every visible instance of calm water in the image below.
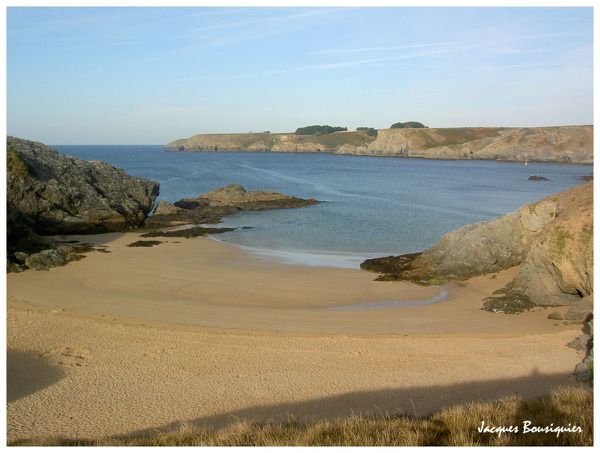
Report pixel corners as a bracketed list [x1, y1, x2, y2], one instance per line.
[55, 145, 591, 267]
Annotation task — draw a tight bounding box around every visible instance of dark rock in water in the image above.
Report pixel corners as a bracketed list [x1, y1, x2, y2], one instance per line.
[528, 175, 549, 181]
[7, 136, 159, 235]
[579, 175, 593, 181]
[127, 240, 162, 247]
[146, 184, 318, 228]
[7, 136, 159, 271]
[141, 226, 234, 238]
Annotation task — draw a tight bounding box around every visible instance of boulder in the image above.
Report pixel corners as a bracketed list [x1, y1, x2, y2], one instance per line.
[7, 136, 159, 271]
[528, 175, 549, 181]
[7, 136, 159, 235]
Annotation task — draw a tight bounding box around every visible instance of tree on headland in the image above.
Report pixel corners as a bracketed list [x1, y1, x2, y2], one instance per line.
[356, 127, 378, 137]
[390, 121, 428, 129]
[295, 125, 348, 135]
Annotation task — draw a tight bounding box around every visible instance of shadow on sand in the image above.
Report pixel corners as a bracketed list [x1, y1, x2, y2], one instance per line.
[7, 349, 64, 403]
[120, 369, 581, 438]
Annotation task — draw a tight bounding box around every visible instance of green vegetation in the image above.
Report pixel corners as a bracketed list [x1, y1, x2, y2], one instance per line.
[12, 386, 591, 446]
[294, 131, 375, 149]
[356, 127, 378, 137]
[7, 147, 30, 177]
[295, 125, 348, 135]
[580, 226, 593, 248]
[236, 132, 278, 150]
[390, 121, 427, 129]
[554, 226, 568, 261]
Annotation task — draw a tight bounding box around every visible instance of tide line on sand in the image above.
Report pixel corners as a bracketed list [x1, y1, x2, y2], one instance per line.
[328, 290, 449, 311]
[208, 235, 385, 269]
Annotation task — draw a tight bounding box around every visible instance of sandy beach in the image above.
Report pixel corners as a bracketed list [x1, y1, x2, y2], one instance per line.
[7, 232, 583, 442]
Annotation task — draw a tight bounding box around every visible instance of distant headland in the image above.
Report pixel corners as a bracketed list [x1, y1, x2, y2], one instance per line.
[167, 124, 593, 164]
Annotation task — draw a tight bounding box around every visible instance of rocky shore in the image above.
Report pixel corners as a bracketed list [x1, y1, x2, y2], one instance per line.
[146, 183, 317, 228]
[6, 137, 318, 272]
[168, 125, 593, 164]
[362, 182, 593, 319]
[7, 136, 159, 271]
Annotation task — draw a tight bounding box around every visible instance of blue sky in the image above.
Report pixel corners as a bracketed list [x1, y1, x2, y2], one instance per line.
[7, 7, 593, 144]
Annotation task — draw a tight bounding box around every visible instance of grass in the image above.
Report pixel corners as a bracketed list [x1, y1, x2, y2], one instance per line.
[414, 127, 502, 149]
[295, 130, 376, 149]
[11, 386, 592, 446]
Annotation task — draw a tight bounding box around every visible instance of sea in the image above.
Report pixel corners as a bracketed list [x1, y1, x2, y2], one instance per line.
[54, 145, 592, 268]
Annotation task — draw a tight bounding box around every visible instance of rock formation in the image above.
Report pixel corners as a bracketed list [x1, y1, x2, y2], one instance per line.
[8, 136, 159, 235]
[7, 136, 159, 271]
[146, 184, 318, 228]
[362, 182, 593, 316]
[168, 125, 593, 163]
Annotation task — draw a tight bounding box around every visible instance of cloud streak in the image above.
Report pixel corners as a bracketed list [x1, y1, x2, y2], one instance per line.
[169, 48, 452, 83]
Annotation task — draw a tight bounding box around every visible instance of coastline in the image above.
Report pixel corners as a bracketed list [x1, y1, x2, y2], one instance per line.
[6, 231, 577, 335]
[7, 231, 584, 442]
[166, 147, 595, 165]
[166, 126, 594, 164]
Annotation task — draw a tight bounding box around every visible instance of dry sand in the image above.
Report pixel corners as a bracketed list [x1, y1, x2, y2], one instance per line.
[7, 232, 583, 442]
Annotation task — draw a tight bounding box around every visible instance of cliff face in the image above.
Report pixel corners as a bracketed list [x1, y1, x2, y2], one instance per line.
[362, 182, 593, 316]
[168, 125, 593, 163]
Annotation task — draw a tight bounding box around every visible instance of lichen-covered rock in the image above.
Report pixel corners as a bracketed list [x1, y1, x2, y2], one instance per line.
[7, 136, 159, 235]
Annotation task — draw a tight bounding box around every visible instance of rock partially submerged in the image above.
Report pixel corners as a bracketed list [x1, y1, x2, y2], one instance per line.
[7, 136, 159, 271]
[146, 184, 318, 228]
[141, 226, 234, 238]
[362, 182, 593, 315]
[528, 175, 549, 181]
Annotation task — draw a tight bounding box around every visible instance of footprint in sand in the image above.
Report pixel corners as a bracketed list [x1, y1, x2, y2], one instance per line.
[56, 346, 90, 367]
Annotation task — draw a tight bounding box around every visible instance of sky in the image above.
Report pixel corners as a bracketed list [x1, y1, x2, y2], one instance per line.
[6, 7, 594, 144]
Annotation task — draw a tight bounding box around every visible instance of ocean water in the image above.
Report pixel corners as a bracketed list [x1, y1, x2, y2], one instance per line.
[55, 145, 591, 268]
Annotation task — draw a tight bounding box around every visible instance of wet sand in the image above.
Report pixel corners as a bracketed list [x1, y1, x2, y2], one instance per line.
[6, 232, 583, 442]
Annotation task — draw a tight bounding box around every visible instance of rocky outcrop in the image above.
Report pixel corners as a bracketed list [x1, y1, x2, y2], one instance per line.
[168, 126, 593, 163]
[8, 136, 159, 235]
[146, 184, 318, 228]
[7, 136, 159, 271]
[574, 314, 593, 383]
[362, 182, 593, 314]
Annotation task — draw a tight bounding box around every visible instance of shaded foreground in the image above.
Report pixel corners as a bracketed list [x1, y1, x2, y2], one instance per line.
[12, 386, 591, 446]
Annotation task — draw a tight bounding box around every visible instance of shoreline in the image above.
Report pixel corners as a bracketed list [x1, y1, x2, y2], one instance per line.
[165, 148, 594, 165]
[7, 231, 585, 442]
[6, 231, 576, 335]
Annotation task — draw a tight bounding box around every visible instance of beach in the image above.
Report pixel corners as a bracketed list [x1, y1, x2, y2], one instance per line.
[7, 232, 583, 442]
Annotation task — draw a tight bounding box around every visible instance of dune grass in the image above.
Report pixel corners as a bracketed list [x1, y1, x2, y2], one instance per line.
[11, 386, 592, 446]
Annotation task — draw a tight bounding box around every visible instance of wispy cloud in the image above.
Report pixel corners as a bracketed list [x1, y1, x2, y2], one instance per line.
[169, 48, 452, 83]
[312, 41, 464, 55]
